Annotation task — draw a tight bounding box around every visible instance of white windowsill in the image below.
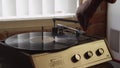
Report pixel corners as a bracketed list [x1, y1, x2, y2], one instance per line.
[0, 13, 76, 21]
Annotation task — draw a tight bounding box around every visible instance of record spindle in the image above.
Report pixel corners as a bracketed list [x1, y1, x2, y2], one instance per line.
[41, 26, 44, 50]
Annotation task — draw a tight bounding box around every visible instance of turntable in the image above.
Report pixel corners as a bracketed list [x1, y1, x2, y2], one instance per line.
[0, 23, 112, 68]
[5, 24, 89, 54]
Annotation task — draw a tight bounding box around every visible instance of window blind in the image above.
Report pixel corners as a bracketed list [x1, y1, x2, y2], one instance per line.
[0, 0, 79, 21]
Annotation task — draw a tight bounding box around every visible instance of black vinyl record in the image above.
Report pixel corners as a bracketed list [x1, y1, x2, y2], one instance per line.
[5, 32, 83, 53]
[4, 31, 95, 54]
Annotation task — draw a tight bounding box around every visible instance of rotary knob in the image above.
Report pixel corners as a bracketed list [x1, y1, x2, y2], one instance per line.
[71, 54, 81, 63]
[96, 48, 104, 56]
[84, 51, 93, 59]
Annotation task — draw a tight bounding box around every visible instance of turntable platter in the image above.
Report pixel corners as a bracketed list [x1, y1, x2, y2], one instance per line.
[5, 32, 80, 52]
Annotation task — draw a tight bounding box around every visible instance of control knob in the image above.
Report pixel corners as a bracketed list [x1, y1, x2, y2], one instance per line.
[96, 48, 104, 56]
[71, 54, 81, 63]
[84, 51, 93, 59]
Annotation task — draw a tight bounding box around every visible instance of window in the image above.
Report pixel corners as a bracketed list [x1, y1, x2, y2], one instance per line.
[0, 0, 79, 21]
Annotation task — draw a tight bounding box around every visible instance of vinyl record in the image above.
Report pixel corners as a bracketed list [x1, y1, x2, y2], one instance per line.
[5, 32, 81, 52]
[5, 32, 92, 52]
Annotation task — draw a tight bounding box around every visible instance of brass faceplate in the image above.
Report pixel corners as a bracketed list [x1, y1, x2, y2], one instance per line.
[32, 40, 112, 68]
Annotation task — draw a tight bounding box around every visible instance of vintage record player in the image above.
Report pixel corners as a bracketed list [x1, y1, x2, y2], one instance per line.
[0, 22, 112, 68]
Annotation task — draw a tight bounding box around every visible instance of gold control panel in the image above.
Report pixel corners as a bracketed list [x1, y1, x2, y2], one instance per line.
[31, 40, 112, 68]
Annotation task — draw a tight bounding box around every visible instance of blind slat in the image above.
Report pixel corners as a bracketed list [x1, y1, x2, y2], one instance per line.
[0, 0, 2, 16]
[2, 0, 16, 17]
[42, 0, 54, 15]
[16, 0, 29, 16]
[29, 0, 42, 15]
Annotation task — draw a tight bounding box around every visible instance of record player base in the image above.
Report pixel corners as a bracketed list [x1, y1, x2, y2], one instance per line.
[89, 62, 113, 68]
[0, 40, 112, 68]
